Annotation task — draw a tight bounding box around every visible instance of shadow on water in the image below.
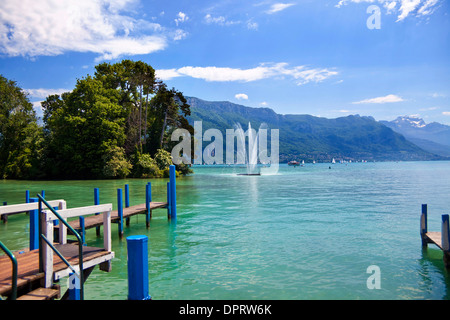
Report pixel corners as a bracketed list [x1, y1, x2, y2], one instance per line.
[419, 246, 450, 300]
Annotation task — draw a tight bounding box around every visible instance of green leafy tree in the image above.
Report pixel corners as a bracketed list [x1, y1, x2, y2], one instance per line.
[42, 76, 127, 179]
[0, 75, 42, 179]
[95, 60, 157, 155]
[147, 83, 193, 155]
[102, 146, 133, 178]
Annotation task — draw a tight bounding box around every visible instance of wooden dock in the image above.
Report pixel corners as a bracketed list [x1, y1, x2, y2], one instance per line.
[0, 244, 114, 299]
[60, 202, 168, 231]
[420, 204, 450, 268]
[0, 201, 115, 300]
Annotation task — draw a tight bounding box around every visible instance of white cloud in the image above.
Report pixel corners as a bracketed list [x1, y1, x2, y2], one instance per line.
[204, 14, 240, 26]
[0, 0, 168, 61]
[25, 88, 70, 99]
[174, 12, 188, 26]
[335, 0, 441, 21]
[156, 62, 338, 85]
[173, 29, 188, 41]
[266, 3, 295, 14]
[235, 93, 249, 100]
[352, 94, 405, 104]
[442, 111, 450, 116]
[247, 20, 259, 30]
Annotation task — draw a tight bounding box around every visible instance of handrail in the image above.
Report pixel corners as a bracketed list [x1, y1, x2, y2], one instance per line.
[40, 235, 79, 276]
[0, 240, 18, 300]
[37, 194, 84, 300]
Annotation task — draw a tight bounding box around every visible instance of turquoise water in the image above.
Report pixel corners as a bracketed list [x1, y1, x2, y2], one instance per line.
[1, 161, 450, 300]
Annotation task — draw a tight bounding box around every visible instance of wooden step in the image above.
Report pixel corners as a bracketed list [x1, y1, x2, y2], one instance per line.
[17, 287, 60, 300]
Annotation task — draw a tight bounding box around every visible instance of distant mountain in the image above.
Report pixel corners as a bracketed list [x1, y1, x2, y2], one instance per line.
[380, 116, 450, 157]
[186, 97, 442, 162]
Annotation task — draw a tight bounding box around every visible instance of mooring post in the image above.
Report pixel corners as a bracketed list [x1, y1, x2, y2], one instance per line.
[25, 190, 30, 203]
[127, 235, 151, 300]
[145, 183, 151, 228]
[29, 197, 39, 250]
[94, 188, 100, 236]
[169, 165, 177, 220]
[79, 217, 86, 246]
[125, 184, 130, 227]
[442, 214, 450, 268]
[2, 201, 7, 224]
[167, 182, 171, 219]
[117, 188, 124, 238]
[68, 272, 81, 300]
[421, 204, 428, 246]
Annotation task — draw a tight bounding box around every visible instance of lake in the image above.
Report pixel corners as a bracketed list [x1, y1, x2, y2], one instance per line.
[1, 161, 450, 300]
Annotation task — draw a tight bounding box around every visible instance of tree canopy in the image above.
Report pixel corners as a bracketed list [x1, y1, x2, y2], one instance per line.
[0, 60, 193, 180]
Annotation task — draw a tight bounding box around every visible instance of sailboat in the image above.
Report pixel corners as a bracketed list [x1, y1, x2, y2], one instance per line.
[332, 158, 336, 164]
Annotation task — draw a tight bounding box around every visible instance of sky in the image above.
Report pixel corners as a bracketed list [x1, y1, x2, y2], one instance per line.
[0, 0, 449, 124]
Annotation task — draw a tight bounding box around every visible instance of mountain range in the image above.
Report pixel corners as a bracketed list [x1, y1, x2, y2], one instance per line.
[186, 97, 446, 162]
[380, 116, 450, 157]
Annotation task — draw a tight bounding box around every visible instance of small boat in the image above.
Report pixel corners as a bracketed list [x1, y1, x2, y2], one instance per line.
[288, 161, 300, 166]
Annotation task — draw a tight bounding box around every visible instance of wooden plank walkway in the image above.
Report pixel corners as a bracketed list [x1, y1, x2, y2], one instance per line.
[420, 205, 450, 268]
[55, 202, 168, 231]
[0, 244, 114, 297]
[424, 232, 443, 250]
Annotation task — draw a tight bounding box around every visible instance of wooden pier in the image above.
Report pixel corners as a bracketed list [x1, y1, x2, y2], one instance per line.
[420, 204, 450, 268]
[0, 201, 115, 300]
[0, 244, 113, 300]
[64, 202, 168, 230]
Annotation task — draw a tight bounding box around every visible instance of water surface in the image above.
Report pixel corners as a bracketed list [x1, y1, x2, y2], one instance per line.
[1, 161, 449, 300]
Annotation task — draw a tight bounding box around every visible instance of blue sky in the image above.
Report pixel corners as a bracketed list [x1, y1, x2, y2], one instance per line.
[1, 0, 449, 124]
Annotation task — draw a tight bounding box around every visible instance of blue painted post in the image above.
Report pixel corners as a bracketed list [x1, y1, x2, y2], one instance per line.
[145, 183, 151, 228]
[421, 204, 428, 246]
[442, 215, 450, 268]
[68, 272, 81, 300]
[25, 190, 30, 203]
[127, 235, 151, 300]
[125, 184, 130, 227]
[41, 190, 45, 199]
[94, 188, 100, 237]
[166, 182, 171, 219]
[1, 202, 7, 223]
[117, 188, 124, 238]
[79, 217, 86, 246]
[125, 184, 130, 208]
[29, 198, 39, 250]
[169, 165, 177, 220]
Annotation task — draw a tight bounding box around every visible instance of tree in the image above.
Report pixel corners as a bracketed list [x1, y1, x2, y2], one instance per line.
[94, 60, 157, 155]
[0, 75, 42, 179]
[42, 76, 127, 179]
[147, 83, 193, 155]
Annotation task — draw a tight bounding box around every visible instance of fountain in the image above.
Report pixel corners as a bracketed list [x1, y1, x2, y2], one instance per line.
[235, 122, 261, 176]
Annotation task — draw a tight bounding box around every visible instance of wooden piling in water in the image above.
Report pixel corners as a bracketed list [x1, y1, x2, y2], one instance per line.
[421, 204, 428, 246]
[442, 214, 450, 268]
[420, 204, 450, 268]
[117, 188, 124, 238]
[95, 188, 100, 236]
[127, 235, 151, 300]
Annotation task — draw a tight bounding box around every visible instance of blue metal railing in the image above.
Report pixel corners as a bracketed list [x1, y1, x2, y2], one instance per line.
[0, 240, 18, 300]
[37, 194, 84, 300]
